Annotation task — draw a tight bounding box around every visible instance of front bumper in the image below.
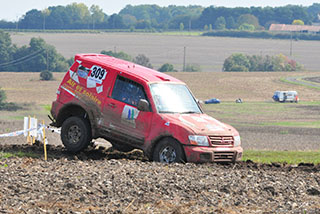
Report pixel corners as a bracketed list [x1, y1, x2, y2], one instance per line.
[183, 145, 243, 163]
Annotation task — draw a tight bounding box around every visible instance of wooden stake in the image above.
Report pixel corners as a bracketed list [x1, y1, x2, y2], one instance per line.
[43, 120, 47, 161]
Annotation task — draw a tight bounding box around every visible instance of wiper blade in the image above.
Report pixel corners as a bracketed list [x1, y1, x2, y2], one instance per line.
[159, 111, 177, 114]
[180, 111, 198, 114]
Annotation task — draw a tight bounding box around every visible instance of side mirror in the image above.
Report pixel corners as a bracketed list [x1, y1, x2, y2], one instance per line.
[137, 99, 150, 112]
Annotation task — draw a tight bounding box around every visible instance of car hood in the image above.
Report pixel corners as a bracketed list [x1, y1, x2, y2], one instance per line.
[161, 113, 237, 136]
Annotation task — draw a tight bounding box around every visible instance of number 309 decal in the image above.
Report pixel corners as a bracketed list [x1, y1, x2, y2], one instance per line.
[88, 65, 107, 84]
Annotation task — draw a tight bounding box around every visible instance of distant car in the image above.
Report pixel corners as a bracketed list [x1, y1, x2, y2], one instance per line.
[204, 98, 220, 104]
[272, 91, 299, 103]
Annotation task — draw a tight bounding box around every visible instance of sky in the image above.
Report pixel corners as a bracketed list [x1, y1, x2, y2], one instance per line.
[1, 0, 320, 21]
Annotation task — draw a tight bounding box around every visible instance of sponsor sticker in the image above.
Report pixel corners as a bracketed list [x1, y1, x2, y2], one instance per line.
[88, 65, 107, 84]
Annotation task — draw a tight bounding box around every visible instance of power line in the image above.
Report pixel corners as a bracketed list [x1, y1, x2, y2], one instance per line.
[0, 49, 45, 67]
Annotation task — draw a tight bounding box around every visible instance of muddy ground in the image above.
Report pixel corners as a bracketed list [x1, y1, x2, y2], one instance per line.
[1, 121, 320, 213]
[0, 144, 320, 214]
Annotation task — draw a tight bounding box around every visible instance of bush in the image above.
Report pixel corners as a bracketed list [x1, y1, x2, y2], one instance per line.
[185, 64, 201, 72]
[40, 70, 53, 80]
[0, 87, 6, 104]
[133, 54, 153, 68]
[223, 53, 304, 72]
[0, 87, 21, 111]
[158, 63, 176, 72]
[203, 30, 320, 41]
[100, 50, 132, 61]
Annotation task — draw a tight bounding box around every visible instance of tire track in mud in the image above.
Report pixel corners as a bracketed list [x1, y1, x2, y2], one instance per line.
[0, 144, 319, 172]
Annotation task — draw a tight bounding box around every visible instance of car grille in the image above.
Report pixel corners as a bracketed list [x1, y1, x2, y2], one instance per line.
[213, 151, 235, 162]
[209, 136, 234, 146]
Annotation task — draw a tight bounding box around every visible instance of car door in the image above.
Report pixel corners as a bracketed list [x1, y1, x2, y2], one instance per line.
[103, 75, 152, 145]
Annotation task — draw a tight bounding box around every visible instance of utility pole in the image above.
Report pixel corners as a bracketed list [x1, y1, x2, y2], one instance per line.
[290, 31, 293, 56]
[46, 48, 49, 71]
[16, 16, 19, 32]
[183, 47, 186, 71]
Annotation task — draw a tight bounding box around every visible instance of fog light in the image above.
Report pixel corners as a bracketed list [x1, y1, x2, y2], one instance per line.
[200, 153, 211, 161]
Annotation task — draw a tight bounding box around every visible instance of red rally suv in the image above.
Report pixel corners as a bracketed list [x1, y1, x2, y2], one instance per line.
[50, 53, 243, 163]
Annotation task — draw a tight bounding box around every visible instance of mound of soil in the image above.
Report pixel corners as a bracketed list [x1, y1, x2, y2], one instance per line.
[0, 144, 319, 214]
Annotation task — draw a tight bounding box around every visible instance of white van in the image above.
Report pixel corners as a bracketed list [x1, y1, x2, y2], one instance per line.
[272, 91, 299, 103]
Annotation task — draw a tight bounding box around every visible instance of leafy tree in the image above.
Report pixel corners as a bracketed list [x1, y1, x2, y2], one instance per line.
[135, 20, 151, 29]
[40, 70, 53, 80]
[239, 23, 255, 31]
[0, 87, 21, 111]
[100, 50, 132, 61]
[0, 87, 6, 104]
[237, 14, 260, 30]
[215, 16, 226, 30]
[223, 53, 303, 72]
[0, 31, 15, 69]
[121, 14, 137, 28]
[19, 9, 43, 29]
[107, 14, 125, 29]
[42, 8, 51, 30]
[179, 22, 184, 31]
[226, 16, 237, 29]
[292, 19, 304, 25]
[90, 5, 104, 29]
[2, 3, 319, 31]
[223, 53, 250, 72]
[185, 64, 201, 72]
[158, 63, 175, 72]
[133, 54, 153, 68]
[1, 36, 68, 72]
[66, 3, 91, 28]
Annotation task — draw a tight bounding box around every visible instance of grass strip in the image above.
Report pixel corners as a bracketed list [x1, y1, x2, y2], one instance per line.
[0, 151, 40, 159]
[280, 77, 320, 90]
[243, 150, 320, 164]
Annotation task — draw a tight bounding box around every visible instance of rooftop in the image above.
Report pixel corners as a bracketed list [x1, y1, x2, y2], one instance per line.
[269, 24, 320, 32]
[75, 53, 182, 84]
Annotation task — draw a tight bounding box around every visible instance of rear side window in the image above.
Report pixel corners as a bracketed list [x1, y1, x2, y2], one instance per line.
[112, 76, 147, 107]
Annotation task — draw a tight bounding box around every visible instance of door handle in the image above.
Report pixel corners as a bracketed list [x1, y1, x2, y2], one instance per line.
[108, 103, 116, 108]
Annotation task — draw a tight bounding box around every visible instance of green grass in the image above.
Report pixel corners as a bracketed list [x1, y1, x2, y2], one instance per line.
[0, 151, 40, 159]
[263, 120, 320, 128]
[243, 150, 320, 164]
[203, 101, 320, 128]
[42, 104, 51, 112]
[280, 77, 320, 90]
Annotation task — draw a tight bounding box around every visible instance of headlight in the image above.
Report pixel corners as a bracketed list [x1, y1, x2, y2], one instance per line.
[234, 135, 241, 147]
[188, 135, 209, 146]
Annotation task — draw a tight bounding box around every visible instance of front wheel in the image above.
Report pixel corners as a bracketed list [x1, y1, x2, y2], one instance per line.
[153, 138, 185, 163]
[61, 116, 92, 153]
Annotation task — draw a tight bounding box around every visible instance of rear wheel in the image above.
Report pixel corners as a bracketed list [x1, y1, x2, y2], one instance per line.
[61, 116, 91, 153]
[153, 138, 185, 163]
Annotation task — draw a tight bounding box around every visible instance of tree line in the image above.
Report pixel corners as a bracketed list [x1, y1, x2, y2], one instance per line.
[0, 3, 320, 31]
[0, 30, 70, 73]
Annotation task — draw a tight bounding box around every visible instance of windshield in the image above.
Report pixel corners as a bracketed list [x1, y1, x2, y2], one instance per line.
[150, 83, 202, 114]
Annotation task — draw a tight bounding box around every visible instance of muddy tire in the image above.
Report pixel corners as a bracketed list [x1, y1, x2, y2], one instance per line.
[153, 138, 185, 163]
[61, 116, 92, 153]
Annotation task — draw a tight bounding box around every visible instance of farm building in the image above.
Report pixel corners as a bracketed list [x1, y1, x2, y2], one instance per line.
[269, 24, 320, 34]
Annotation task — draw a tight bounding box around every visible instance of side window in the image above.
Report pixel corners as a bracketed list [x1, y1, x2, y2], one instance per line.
[112, 76, 147, 107]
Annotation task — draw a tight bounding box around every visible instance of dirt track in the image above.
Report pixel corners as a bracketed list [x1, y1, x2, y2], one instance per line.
[0, 144, 320, 214]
